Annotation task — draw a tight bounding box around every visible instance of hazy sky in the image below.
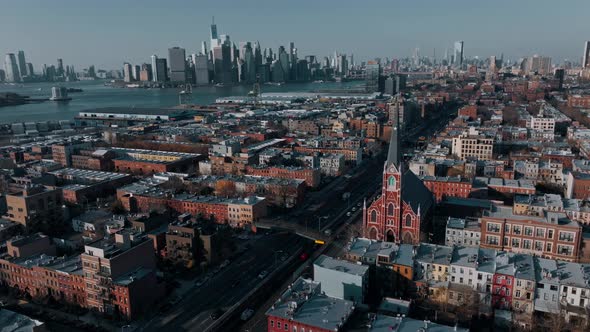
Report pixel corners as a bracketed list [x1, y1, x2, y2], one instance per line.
[1, 0, 588, 70]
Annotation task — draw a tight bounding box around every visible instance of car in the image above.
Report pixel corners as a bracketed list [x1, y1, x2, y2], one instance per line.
[210, 309, 224, 320]
[231, 280, 241, 288]
[213, 267, 221, 274]
[357, 202, 362, 207]
[258, 270, 268, 279]
[195, 280, 204, 287]
[351, 207, 357, 212]
[220, 259, 230, 268]
[241, 308, 255, 321]
[346, 212, 352, 217]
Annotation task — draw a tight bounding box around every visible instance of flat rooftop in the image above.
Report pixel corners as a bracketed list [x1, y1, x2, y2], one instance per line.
[266, 277, 354, 331]
[314, 255, 368, 277]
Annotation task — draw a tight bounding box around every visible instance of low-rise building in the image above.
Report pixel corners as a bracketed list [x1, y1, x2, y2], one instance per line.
[445, 217, 481, 247]
[4, 185, 63, 229]
[421, 176, 472, 203]
[266, 277, 355, 332]
[313, 255, 369, 303]
[480, 204, 582, 261]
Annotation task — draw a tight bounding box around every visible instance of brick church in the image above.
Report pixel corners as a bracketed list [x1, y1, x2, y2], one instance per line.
[362, 114, 433, 244]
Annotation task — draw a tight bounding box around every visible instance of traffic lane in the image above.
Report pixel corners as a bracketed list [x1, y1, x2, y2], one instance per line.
[145, 234, 303, 331]
[187, 241, 306, 332]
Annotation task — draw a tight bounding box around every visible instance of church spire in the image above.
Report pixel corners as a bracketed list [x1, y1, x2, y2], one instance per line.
[386, 100, 400, 166]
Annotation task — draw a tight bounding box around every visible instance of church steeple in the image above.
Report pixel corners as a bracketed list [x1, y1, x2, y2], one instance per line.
[386, 100, 400, 167]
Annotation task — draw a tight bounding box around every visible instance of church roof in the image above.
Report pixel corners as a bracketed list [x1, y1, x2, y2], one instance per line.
[386, 105, 400, 166]
[402, 169, 434, 215]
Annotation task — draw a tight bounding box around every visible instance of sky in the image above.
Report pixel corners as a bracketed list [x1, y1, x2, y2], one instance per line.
[1, 0, 588, 70]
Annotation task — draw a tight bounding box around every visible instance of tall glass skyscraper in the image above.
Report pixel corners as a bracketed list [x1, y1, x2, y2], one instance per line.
[4, 53, 21, 82]
[17, 51, 27, 77]
[453, 41, 464, 67]
[365, 61, 381, 93]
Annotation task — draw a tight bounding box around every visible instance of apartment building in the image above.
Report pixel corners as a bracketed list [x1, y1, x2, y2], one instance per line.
[451, 127, 494, 161]
[4, 185, 63, 229]
[480, 205, 582, 261]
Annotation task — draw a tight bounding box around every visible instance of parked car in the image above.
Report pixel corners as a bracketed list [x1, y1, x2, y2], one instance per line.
[258, 270, 268, 279]
[220, 259, 230, 268]
[241, 308, 255, 321]
[346, 212, 352, 217]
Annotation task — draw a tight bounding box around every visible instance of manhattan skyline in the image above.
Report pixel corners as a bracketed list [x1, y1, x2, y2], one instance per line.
[1, 0, 589, 70]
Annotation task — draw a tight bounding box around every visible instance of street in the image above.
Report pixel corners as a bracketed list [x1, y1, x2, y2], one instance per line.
[140, 232, 306, 332]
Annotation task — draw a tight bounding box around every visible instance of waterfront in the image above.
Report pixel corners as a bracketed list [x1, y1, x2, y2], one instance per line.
[0, 80, 364, 124]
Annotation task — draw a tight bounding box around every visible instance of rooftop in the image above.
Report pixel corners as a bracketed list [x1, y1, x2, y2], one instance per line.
[314, 255, 368, 277]
[368, 315, 468, 332]
[266, 277, 354, 331]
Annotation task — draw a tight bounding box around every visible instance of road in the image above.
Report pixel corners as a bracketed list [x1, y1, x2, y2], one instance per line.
[239, 102, 460, 332]
[141, 232, 306, 332]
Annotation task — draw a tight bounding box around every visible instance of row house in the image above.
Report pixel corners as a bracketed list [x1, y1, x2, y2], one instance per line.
[117, 186, 267, 226]
[345, 237, 590, 325]
[246, 165, 321, 188]
[0, 255, 86, 308]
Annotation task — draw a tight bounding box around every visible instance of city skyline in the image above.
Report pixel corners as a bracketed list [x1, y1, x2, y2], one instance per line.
[1, 0, 589, 69]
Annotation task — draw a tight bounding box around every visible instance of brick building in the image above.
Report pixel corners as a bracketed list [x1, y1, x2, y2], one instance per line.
[4, 185, 63, 229]
[480, 205, 582, 261]
[51, 141, 92, 167]
[0, 255, 86, 308]
[420, 176, 472, 203]
[81, 230, 161, 319]
[111, 148, 203, 175]
[246, 165, 321, 188]
[266, 277, 354, 332]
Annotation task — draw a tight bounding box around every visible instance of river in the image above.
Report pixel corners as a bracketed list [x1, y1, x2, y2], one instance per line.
[0, 80, 365, 124]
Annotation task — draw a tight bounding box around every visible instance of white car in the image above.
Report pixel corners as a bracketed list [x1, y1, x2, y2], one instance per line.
[258, 270, 268, 279]
[352, 207, 357, 212]
[346, 212, 352, 217]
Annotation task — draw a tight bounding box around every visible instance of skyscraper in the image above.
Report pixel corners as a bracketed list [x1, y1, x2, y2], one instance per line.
[150, 55, 159, 82]
[210, 17, 219, 48]
[193, 54, 209, 85]
[583, 41, 590, 69]
[155, 58, 168, 82]
[57, 58, 64, 76]
[133, 65, 141, 81]
[168, 47, 187, 83]
[365, 61, 381, 93]
[123, 62, 133, 82]
[453, 41, 464, 67]
[26, 63, 34, 77]
[17, 51, 27, 77]
[4, 53, 21, 82]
